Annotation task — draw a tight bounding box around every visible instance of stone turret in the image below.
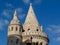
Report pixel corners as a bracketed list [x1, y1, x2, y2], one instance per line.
[22, 3, 49, 45]
[8, 10, 21, 36]
[10, 10, 20, 25]
[8, 10, 22, 45]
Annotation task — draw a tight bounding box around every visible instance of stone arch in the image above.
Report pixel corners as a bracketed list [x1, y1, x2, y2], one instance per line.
[24, 37, 39, 45]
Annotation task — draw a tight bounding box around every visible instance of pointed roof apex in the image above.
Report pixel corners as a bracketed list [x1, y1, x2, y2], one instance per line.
[10, 10, 20, 25]
[14, 10, 17, 16]
[30, 3, 32, 6]
[24, 2, 40, 26]
[13, 10, 18, 20]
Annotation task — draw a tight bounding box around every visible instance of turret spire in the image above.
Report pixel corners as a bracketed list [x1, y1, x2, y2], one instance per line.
[10, 10, 20, 25]
[13, 10, 18, 20]
[30, 3, 32, 6]
[24, 3, 39, 25]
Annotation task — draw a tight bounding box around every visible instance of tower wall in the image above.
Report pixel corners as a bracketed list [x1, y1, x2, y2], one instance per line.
[8, 11, 22, 45]
[8, 25, 21, 36]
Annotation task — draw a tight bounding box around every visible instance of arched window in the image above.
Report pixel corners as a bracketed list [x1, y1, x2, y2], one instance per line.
[16, 27, 18, 31]
[16, 38, 19, 44]
[40, 42, 42, 45]
[11, 27, 13, 31]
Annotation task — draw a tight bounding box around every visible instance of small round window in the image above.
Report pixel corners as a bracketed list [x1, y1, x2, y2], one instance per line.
[36, 29, 38, 31]
[28, 29, 30, 30]
[22, 29, 25, 32]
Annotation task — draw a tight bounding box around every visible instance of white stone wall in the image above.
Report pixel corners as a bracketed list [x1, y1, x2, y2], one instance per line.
[8, 25, 21, 36]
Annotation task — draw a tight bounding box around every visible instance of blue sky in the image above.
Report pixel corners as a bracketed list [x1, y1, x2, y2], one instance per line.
[0, 0, 60, 45]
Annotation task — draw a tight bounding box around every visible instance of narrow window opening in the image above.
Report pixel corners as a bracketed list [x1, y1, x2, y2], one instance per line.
[11, 27, 13, 31]
[40, 42, 42, 45]
[28, 29, 30, 31]
[16, 38, 19, 44]
[16, 27, 18, 31]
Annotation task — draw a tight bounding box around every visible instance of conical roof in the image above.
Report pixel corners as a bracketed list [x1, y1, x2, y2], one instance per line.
[10, 10, 20, 25]
[24, 3, 39, 25]
[24, 3, 38, 25]
[23, 3, 41, 32]
[13, 10, 18, 20]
